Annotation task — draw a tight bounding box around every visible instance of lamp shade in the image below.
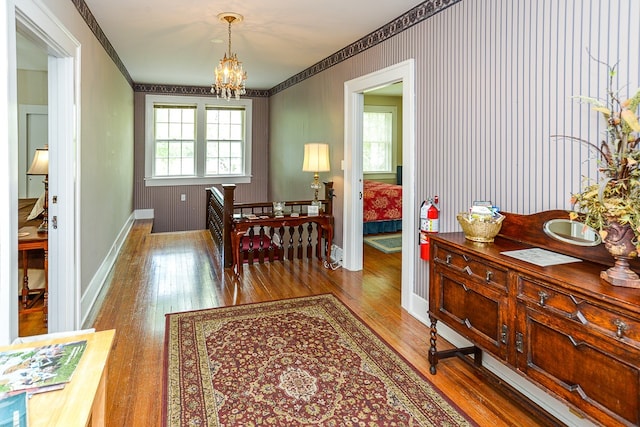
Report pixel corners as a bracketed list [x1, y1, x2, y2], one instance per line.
[27, 146, 49, 175]
[302, 143, 330, 172]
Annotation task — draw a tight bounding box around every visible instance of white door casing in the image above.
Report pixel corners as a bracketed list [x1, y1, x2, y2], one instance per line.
[343, 59, 417, 313]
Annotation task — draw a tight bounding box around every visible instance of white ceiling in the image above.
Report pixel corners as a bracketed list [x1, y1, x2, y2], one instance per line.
[78, 0, 423, 90]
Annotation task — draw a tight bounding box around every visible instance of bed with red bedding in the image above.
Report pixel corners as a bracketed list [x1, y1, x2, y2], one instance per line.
[363, 180, 402, 234]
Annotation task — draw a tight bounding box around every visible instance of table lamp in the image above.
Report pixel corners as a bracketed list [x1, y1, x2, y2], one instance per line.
[302, 143, 330, 207]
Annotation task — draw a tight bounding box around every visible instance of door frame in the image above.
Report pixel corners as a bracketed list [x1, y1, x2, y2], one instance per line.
[343, 59, 417, 312]
[1, 0, 81, 343]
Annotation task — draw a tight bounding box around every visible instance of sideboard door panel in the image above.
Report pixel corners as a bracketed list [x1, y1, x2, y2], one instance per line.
[517, 305, 640, 426]
[433, 267, 507, 359]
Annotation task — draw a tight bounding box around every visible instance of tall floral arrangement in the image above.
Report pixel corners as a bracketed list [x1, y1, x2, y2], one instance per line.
[567, 61, 640, 248]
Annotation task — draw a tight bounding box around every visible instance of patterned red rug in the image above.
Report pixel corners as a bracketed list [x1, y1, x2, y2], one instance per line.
[163, 294, 473, 426]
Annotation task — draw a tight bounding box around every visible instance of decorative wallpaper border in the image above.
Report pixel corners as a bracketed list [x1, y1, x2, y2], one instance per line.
[70, 0, 133, 86]
[132, 84, 270, 98]
[269, 0, 461, 96]
[73, 0, 460, 97]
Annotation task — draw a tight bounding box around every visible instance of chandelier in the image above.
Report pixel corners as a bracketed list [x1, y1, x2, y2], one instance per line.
[212, 13, 247, 100]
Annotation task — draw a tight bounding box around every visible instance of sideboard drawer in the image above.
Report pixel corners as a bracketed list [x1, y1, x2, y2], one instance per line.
[579, 303, 640, 349]
[518, 276, 640, 350]
[517, 276, 577, 316]
[433, 244, 508, 291]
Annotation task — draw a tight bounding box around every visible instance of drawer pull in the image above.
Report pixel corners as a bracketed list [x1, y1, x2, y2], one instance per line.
[463, 266, 472, 275]
[464, 318, 472, 329]
[515, 332, 523, 353]
[538, 291, 549, 307]
[486, 271, 493, 282]
[462, 254, 471, 262]
[614, 319, 628, 338]
[445, 254, 452, 264]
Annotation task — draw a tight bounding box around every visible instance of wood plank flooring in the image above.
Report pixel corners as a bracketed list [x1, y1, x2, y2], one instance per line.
[78, 221, 561, 426]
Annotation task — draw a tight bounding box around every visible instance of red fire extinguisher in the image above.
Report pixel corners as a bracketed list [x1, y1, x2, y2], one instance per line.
[419, 196, 439, 260]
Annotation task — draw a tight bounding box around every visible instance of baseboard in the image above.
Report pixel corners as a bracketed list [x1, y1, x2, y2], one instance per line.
[135, 208, 154, 220]
[80, 213, 136, 327]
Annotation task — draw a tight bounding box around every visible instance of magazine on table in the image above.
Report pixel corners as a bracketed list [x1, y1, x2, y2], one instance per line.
[0, 340, 87, 398]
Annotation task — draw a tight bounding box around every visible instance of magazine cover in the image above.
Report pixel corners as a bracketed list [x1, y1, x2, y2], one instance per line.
[0, 340, 87, 397]
[0, 392, 27, 427]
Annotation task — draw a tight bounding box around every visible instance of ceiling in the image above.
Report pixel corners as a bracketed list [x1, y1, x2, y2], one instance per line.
[75, 0, 422, 90]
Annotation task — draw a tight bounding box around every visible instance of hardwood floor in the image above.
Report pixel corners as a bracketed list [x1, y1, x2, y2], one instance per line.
[78, 220, 558, 426]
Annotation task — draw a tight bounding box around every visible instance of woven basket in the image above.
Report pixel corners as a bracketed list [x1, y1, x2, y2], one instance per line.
[456, 213, 505, 243]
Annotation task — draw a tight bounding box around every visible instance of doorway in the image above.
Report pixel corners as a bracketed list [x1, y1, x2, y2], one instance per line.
[343, 59, 418, 316]
[1, 0, 81, 343]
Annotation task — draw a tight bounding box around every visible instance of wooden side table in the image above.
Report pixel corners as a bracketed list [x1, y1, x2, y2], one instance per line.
[231, 213, 333, 273]
[0, 329, 115, 427]
[18, 226, 48, 325]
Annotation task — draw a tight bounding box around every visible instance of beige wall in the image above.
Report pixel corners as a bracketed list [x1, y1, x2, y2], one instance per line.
[43, 0, 134, 293]
[17, 69, 47, 105]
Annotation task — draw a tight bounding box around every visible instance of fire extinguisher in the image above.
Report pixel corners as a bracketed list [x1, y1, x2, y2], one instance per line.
[419, 196, 439, 260]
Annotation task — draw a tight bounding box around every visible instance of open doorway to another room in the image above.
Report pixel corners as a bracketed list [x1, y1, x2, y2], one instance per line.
[16, 29, 49, 337]
[343, 59, 418, 318]
[361, 83, 403, 282]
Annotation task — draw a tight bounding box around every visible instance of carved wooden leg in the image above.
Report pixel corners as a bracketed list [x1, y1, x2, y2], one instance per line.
[429, 315, 439, 374]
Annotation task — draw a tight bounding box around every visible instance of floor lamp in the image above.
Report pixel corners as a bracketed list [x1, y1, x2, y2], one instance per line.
[27, 146, 49, 233]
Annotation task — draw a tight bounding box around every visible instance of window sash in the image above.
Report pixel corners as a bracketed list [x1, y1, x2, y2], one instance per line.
[363, 109, 395, 173]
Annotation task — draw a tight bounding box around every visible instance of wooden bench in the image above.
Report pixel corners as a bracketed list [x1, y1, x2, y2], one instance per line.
[206, 182, 334, 269]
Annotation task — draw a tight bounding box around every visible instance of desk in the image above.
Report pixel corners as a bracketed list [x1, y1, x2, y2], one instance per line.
[0, 329, 115, 427]
[18, 226, 48, 325]
[231, 214, 333, 273]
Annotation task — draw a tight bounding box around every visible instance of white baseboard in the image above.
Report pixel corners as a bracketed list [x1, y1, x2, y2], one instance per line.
[80, 213, 135, 326]
[135, 208, 154, 219]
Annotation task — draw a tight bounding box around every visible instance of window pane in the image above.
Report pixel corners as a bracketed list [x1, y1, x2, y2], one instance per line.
[230, 142, 242, 157]
[230, 124, 242, 140]
[168, 142, 182, 157]
[156, 123, 169, 139]
[156, 142, 168, 157]
[182, 158, 194, 175]
[229, 158, 242, 173]
[155, 159, 168, 175]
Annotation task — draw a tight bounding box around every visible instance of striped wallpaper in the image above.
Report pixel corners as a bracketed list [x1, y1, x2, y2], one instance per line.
[267, 0, 640, 299]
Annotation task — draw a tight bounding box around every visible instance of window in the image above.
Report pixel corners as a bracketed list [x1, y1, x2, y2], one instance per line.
[145, 95, 252, 186]
[363, 105, 397, 175]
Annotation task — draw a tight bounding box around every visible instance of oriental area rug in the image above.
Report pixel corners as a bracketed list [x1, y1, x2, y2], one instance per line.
[163, 294, 472, 426]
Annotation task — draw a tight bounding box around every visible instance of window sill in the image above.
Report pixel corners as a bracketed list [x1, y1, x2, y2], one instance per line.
[144, 176, 252, 187]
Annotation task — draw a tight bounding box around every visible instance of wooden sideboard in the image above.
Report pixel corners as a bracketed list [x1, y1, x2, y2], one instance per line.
[428, 211, 640, 426]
